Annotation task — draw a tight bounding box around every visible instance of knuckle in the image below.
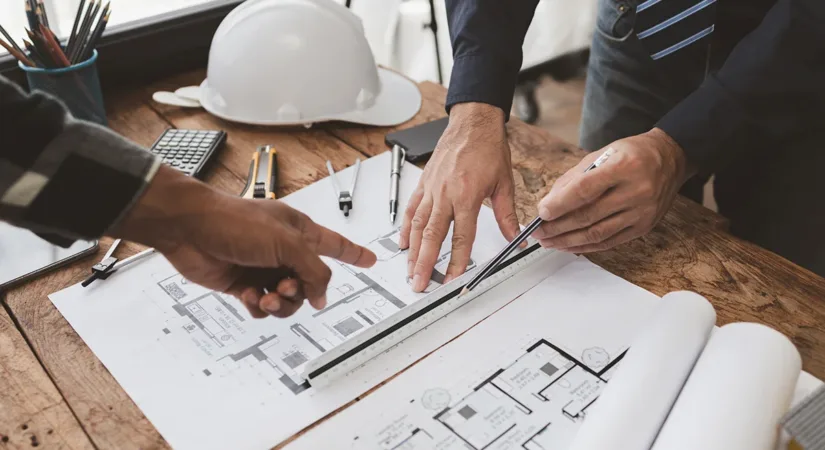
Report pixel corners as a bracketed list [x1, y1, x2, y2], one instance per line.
[573, 178, 595, 202]
[638, 181, 657, 198]
[411, 214, 428, 231]
[414, 261, 432, 276]
[451, 232, 470, 249]
[403, 204, 417, 221]
[502, 210, 519, 226]
[422, 226, 442, 243]
[573, 208, 593, 226]
[586, 226, 605, 243]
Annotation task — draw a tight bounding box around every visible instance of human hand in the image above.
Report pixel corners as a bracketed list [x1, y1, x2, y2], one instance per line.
[399, 103, 521, 292]
[111, 165, 377, 318]
[533, 128, 690, 252]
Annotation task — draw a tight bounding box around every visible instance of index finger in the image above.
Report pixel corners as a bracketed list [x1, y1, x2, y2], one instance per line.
[538, 155, 620, 222]
[304, 221, 377, 268]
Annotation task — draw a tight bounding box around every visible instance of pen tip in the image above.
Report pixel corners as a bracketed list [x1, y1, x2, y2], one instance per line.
[390, 212, 396, 224]
[459, 287, 469, 297]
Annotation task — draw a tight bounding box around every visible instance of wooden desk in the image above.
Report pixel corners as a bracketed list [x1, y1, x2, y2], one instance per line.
[1, 70, 824, 449]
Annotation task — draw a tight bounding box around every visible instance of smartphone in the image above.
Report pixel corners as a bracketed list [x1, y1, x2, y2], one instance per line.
[384, 117, 449, 163]
[0, 223, 98, 291]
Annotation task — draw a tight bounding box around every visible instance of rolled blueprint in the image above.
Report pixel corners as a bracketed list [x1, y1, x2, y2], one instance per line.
[651, 322, 801, 450]
[568, 291, 717, 450]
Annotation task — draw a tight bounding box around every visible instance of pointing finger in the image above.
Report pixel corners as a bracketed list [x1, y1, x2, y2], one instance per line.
[303, 221, 377, 268]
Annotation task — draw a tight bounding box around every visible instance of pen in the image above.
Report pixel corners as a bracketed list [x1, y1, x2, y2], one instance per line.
[460, 147, 617, 295]
[390, 144, 405, 224]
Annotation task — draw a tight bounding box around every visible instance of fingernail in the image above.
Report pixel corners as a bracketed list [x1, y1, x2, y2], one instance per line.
[317, 295, 328, 310]
[443, 275, 455, 284]
[262, 298, 280, 314]
[407, 260, 414, 278]
[412, 274, 423, 292]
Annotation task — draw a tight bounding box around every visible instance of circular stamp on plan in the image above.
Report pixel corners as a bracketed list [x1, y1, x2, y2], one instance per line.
[582, 347, 610, 370]
[421, 388, 451, 410]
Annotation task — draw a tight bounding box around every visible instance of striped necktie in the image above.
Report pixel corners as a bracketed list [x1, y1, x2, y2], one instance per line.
[635, 0, 717, 61]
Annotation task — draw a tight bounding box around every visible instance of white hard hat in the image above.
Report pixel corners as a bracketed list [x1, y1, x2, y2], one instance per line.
[199, 0, 422, 127]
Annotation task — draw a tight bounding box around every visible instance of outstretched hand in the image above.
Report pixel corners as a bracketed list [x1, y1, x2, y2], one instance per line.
[399, 103, 522, 292]
[112, 165, 377, 318]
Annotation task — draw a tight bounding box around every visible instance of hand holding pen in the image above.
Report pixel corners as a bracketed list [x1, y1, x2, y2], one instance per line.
[461, 148, 617, 295]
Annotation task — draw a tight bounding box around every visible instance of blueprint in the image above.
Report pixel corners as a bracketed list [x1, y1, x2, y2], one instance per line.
[49, 152, 577, 450]
[287, 258, 663, 450]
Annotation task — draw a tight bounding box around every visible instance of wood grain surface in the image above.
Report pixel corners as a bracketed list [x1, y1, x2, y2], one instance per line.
[0, 70, 823, 450]
[0, 306, 94, 450]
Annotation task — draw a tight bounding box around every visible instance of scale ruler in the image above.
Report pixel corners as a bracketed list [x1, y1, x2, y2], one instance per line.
[303, 242, 553, 387]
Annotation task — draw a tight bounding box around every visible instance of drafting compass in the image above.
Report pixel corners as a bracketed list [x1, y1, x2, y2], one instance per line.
[326, 159, 361, 217]
[81, 239, 157, 287]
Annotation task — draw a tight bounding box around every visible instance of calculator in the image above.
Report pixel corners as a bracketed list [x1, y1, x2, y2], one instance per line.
[149, 129, 227, 178]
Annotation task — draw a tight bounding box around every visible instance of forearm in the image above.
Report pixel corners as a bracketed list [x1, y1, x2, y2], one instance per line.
[445, 0, 539, 119]
[109, 164, 225, 253]
[656, 0, 825, 172]
[0, 75, 159, 244]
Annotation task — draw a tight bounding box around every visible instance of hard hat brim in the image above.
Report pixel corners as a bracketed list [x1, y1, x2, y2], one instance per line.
[199, 67, 422, 127]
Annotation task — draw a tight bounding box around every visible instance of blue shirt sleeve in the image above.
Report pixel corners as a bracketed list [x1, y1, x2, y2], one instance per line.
[445, 0, 540, 121]
[656, 0, 825, 172]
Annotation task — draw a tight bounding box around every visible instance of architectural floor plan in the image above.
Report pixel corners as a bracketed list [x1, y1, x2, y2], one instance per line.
[340, 339, 622, 450]
[151, 243, 433, 398]
[49, 153, 570, 450]
[287, 258, 663, 450]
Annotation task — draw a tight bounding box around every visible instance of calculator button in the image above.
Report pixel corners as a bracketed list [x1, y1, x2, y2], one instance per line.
[199, 143, 211, 148]
[170, 161, 180, 167]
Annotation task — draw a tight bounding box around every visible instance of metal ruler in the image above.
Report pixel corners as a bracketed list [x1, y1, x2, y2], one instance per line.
[303, 242, 552, 388]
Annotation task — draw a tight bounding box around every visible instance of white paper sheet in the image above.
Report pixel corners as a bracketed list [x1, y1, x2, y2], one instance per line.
[568, 291, 717, 450]
[287, 257, 663, 450]
[651, 323, 802, 450]
[49, 152, 577, 450]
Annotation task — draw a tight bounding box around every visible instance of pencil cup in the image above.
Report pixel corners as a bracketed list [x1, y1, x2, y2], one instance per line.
[19, 50, 107, 126]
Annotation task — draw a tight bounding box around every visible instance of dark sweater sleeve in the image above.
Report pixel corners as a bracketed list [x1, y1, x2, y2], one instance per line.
[0, 75, 159, 246]
[656, 0, 825, 172]
[445, 0, 540, 121]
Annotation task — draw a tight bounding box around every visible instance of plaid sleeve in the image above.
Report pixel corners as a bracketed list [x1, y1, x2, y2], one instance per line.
[0, 75, 160, 246]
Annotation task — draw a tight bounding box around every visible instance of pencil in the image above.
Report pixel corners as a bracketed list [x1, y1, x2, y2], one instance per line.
[24, 1, 38, 31]
[68, 0, 96, 59]
[26, 28, 56, 68]
[23, 40, 45, 67]
[70, 0, 99, 63]
[36, 0, 50, 28]
[39, 23, 70, 67]
[79, 8, 109, 62]
[0, 23, 26, 56]
[67, 0, 86, 54]
[0, 37, 34, 67]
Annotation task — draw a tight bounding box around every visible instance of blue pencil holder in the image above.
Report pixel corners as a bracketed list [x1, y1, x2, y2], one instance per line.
[19, 50, 107, 126]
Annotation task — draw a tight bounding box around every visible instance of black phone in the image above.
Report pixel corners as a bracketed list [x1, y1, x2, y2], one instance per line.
[384, 117, 449, 163]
